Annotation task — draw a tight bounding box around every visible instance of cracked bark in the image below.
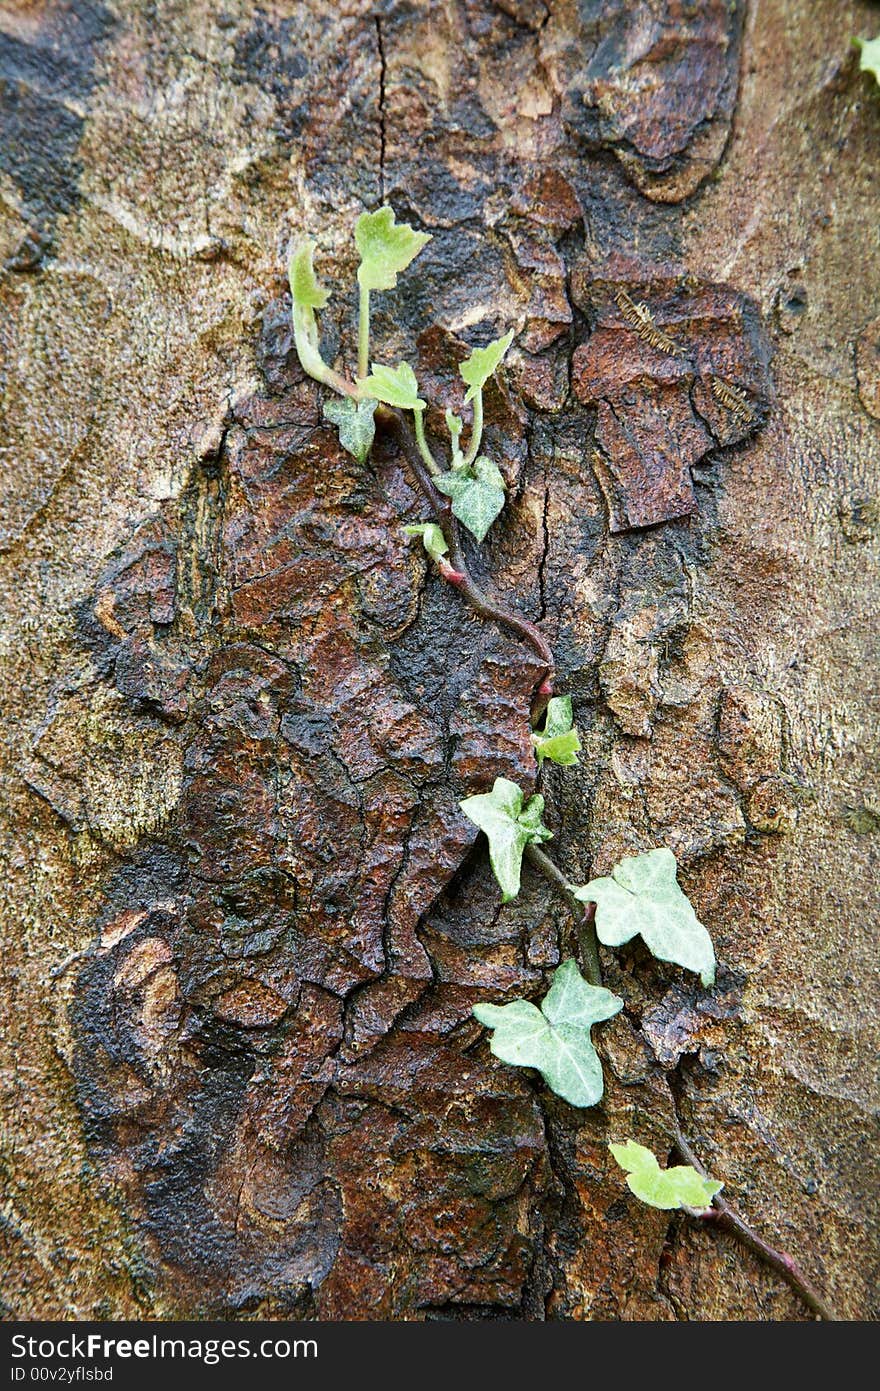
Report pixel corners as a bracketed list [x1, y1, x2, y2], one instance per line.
[1, 0, 877, 1321]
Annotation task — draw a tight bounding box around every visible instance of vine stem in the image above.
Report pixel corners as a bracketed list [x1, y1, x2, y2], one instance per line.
[357, 282, 370, 382]
[463, 387, 483, 465]
[375, 406, 555, 709]
[371, 396, 837, 1325]
[671, 1125, 839, 1321]
[524, 844, 601, 987]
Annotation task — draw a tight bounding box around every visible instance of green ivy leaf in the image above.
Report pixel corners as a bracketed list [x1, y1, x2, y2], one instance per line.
[358, 361, 426, 412]
[854, 35, 880, 85]
[459, 331, 514, 403]
[573, 848, 716, 987]
[459, 776, 551, 902]
[323, 397, 377, 463]
[288, 241, 330, 310]
[532, 695, 581, 767]
[473, 959, 623, 1108]
[403, 523, 448, 563]
[609, 1140, 723, 1211]
[435, 456, 506, 543]
[355, 207, 432, 291]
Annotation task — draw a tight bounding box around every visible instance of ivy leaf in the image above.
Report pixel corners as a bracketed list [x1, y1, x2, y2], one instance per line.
[459, 775, 552, 902]
[609, 1140, 723, 1211]
[358, 361, 425, 411]
[355, 207, 432, 291]
[403, 523, 448, 563]
[323, 397, 377, 463]
[288, 241, 330, 310]
[854, 35, 880, 85]
[573, 848, 716, 986]
[459, 331, 515, 403]
[473, 959, 623, 1108]
[532, 695, 581, 767]
[435, 456, 506, 543]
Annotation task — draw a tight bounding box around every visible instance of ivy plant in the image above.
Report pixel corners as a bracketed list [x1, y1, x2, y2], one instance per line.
[531, 695, 581, 767]
[434, 455, 506, 543]
[355, 207, 431, 380]
[609, 1141, 723, 1212]
[323, 396, 377, 464]
[286, 205, 838, 1320]
[459, 777, 551, 902]
[474, 960, 622, 1108]
[854, 35, 880, 86]
[573, 847, 716, 987]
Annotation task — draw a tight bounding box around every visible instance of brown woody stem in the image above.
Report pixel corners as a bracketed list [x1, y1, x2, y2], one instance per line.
[376, 407, 555, 711]
[671, 1124, 839, 1321]
[524, 844, 602, 987]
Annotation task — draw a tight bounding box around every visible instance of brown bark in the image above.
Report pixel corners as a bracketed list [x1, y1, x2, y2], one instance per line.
[1, 0, 877, 1320]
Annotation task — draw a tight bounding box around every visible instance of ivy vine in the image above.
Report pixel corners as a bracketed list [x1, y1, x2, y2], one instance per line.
[287, 209, 838, 1322]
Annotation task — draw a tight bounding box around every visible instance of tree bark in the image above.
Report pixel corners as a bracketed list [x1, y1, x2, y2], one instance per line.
[1, 0, 877, 1320]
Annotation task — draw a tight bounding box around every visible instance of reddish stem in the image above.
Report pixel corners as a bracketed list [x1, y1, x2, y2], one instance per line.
[672, 1125, 839, 1321]
[524, 844, 601, 986]
[377, 407, 555, 714]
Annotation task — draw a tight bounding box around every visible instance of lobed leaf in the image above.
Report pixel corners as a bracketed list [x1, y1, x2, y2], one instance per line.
[609, 1140, 723, 1211]
[435, 456, 506, 543]
[323, 397, 377, 463]
[356, 206, 432, 291]
[459, 775, 551, 902]
[473, 959, 623, 1107]
[854, 35, 880, 85]
[403, 522, 448, 563]
[532, 695, 581, 767]
[289, 241, 330, 310]
[573, 848, 716, 986]
[459, 331, 515, 403]
[358, 361, 426, 412]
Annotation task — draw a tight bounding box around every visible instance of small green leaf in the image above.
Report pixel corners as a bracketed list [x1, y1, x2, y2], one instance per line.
[289, 241, 330, 310]
[532, 695, 581, 767]
[323, 397, 377, 463]
[459, 775, 551, 902]
[459, 331, 514, 403]
[403, 523, 448, 563]
[609, 1140, 723, 1211]
[445, 410, 464, 464]
[854, 35, 880, 85]
[355, 206, 432, 291]
[473, 959, 623, 1107]
[435, 456, 506, 543]
[358, 361, 426, 412]
[573, 848, 716, 986]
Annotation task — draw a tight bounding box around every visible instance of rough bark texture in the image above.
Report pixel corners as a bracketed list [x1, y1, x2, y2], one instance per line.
[1, 0, 878, 1321]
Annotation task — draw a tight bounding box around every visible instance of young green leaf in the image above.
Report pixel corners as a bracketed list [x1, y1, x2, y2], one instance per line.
[355, 207, 432, 291]
[403, 523, 448, 563]
[609, 1140, 723, 1211]
[473, 959, 623, 1108]
[532, 695, 581, 767]
[573, 848, 716, 987]
[323, 397, 377, 464]
[854, 35, 880, 85]
[445, 409, 463, 445]
[459, 775, 551, 902]
[459, 331, 514, 403]
[435, 456, 506, 543]
[289, 241, 331, 310]
[358, 361, 426, 412]
[288, 241, 338, 386]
